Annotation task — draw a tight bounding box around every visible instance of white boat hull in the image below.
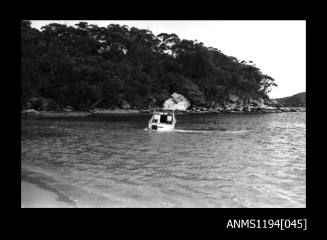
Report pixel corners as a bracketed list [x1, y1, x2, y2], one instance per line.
[147, 108, 176, 131]
[148, 123, 175, 131]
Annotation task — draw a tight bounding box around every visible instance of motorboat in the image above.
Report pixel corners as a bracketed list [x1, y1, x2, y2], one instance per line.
[148, 108, 176, 131]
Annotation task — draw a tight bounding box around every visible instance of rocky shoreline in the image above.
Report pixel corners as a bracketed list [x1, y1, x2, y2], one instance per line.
[21, 106, 305, 118]
[21, 92, 305, 118]
[139, 106, 306, 114]
[21, 110, 93, 118]
[186, 106, 305, 114]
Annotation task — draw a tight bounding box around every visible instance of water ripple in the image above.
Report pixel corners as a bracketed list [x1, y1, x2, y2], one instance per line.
[21, 112, 306, 207]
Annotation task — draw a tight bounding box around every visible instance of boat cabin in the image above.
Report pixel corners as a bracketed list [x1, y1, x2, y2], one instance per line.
[148, 108, 176, 131]
[151, 108, 175, 125]
[152, 113, 174, 124]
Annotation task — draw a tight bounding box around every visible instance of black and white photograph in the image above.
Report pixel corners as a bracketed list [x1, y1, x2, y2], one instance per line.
[21, 20, 306, 208]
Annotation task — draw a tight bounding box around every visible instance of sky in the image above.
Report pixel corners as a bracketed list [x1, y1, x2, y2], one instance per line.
[30, 20, 306, 99]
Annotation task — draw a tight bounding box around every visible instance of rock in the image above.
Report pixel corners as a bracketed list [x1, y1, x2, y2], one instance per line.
[27, 97, 51, 111]
[208, 108, 220, 113]
[225, 103, 237, 110]
[171, 93, 184, 103]
[21, 109, 40, 117]
[278, 107, 291, 112]
[163, 92, 190, 110]
[117, 99, 130, 110]
[139, 109, 151, 113]
[243, 106, 251, 112]
[209, 101, 216, 108]
[163, 98, 176, 109]
[251, 107, 260, 112]
[250, 98, 266, 108]
[63, 106, 73, 112]
[228, 94, 239, 103]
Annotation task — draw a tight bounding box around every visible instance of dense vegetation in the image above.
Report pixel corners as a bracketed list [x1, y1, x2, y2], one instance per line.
[21, 20, 277, 110]
[275, 92, 306, 107]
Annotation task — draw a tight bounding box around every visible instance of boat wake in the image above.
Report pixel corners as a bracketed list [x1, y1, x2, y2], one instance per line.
[173, 129, 249, 134]
[144, 128, 248, 134]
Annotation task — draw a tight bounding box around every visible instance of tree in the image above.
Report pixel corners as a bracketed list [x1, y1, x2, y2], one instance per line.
[21, 21, 277, 110]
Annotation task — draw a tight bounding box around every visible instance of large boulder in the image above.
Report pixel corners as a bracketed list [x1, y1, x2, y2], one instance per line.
[21, 109, 40, 117]
[163, 98, 175, 109]
[250, 98, 265, 108]
[117, 99, 130, 110]
[228, 94, 239, 103]
[163, 92, 190, 110]
[171, 93, 185, 103]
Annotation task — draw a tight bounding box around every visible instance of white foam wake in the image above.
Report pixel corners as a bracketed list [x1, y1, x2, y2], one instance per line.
[144, 128, 248, 134]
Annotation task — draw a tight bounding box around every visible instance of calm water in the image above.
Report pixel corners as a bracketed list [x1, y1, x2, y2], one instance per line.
[21, 112, 306, 207]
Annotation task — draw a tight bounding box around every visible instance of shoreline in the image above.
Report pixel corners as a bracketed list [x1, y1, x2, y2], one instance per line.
[21, 107, 306, 118]
[21, 176, 76, 208]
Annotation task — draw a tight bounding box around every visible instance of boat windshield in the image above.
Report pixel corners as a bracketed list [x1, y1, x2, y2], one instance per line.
[152, 113, 173, 124]
[160, 115, 173, 124]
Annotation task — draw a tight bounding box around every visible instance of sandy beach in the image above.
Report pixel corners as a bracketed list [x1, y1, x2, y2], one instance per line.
[21, 180, 76, 208]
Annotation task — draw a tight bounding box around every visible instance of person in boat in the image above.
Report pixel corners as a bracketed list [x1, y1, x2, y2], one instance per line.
[152, 114, 159, 123]
[167, 115, 173, 124]
[160, 114, 173, 124]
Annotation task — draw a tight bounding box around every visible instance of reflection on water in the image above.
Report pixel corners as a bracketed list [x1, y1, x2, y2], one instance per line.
[21, 112, 306, 207]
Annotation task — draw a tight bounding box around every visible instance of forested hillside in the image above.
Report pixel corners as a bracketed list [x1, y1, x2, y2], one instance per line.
[21, 20, 277, 111]
[275, 92, 306, 107]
